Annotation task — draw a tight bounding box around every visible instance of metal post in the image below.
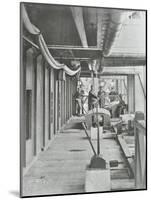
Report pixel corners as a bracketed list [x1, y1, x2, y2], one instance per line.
[91, 70, 94, 86]
[95, 71, 100, 155]
[96, 103, 100, 155]
[82, 122, 97, 156]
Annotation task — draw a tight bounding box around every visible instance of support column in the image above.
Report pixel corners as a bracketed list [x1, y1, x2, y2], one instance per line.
[58, 80, 61, 130]
[115, 79, 118, 93]
[36, 54, 44, 153]
[21, 48, 27, 168]
[71, 80, 73, 117]
[48, 68, 51, 140]
[69, 79, 71, 117]
[33, 52, 38, 156]
[55, 79, 58, 132]
[44, 63, 50, 146]
[61, 81, 65, 126]
[50, 68, 54, 138]
[66, 77, 68, 120]
[64, 79, 66, 122]
[127, 75, 135, 113]
[42, 61, 45, 148]
[26, 48, 36, 165]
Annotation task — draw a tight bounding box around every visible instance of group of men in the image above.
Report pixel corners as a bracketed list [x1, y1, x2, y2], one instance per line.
[88, 85, 106, 110]
[74, 85, 107, 116]
[74, 85, 127, 118]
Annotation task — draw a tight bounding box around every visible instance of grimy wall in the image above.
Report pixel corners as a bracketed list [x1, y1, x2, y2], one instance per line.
[21, 47, 77, 174]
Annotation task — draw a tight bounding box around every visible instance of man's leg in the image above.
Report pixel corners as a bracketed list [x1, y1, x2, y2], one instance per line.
[75, 100, 79, 115]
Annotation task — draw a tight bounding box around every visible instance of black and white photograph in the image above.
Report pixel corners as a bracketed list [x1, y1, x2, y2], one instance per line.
[20, 2, 147, 197]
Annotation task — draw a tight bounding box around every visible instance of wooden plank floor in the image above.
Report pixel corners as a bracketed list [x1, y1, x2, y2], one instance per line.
[123, 136, 135, 156]
[23, 117, 135, 196]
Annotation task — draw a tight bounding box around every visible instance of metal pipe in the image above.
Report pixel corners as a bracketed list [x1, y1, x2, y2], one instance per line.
[103, 11, 132, 56]
[96, 104, 100, 155]
[82, 122, 97, 155]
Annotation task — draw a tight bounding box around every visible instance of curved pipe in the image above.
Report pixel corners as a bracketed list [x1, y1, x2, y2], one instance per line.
[103, 10, 132, 56]
[22, 4, 81, 76]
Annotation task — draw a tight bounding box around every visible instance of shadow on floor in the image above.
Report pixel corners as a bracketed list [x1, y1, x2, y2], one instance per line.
[64, 122, 84, 130]
[81, 136, 90, 140]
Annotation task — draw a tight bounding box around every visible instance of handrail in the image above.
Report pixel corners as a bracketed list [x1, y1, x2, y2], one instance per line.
[134, 120, 146, 189]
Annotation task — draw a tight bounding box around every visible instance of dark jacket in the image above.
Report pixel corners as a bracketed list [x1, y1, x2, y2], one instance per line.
[88, 91, 97, 105]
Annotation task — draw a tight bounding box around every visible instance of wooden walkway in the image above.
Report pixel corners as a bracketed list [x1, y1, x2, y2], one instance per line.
[23, 117, 134, 197]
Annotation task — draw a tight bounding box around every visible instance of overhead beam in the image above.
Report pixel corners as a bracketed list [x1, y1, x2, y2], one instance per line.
[97, 9, 103, 48]
[80, 70, 133, 75]
[49, 47, 102, 60]
[48, 45, 102, 51]
[53, 57, 91, 60]
[80, 71, 139, 78]
[103, 56, 146, 66]
[71, 7, 88, 48]
[103, 66, 140, 75]
[99, 77, 126, 80]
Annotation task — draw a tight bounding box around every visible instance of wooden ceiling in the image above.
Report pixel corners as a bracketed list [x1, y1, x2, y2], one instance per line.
[26, 4, 81, 46]
[23, 3, 146, 76]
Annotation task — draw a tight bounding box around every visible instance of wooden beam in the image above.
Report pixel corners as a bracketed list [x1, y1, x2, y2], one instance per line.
[23, 35, 39, 50]
[103, 56, 146, 66]
[99, 76, 125, 80]
[71, 7, 88, 47]
[117, 135, 134, 178]
[97, 9, 103, 48]
[53, 57, 91, 60]
[50, 48, 102, 60]
[48, 45, 101, 51]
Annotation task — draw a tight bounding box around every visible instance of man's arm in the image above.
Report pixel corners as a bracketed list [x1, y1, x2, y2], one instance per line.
[91, 92, 97, 98]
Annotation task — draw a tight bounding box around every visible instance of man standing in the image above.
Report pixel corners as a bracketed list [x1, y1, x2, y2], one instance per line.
[73, 88, 82, 116]
[88, 85, 97, 110]
[97, 86, 105, 108]
[109, 87, 118, 102]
